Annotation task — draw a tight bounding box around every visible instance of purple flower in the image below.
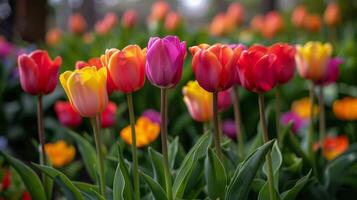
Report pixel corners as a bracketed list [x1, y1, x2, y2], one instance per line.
[315, 57, 343, 86]
[0, 39, 13, 58]
[222, 119, 238, 140]
[146, 35, 186, 88]
[281, 111, 308, 133]
[142, 109, 161, 125]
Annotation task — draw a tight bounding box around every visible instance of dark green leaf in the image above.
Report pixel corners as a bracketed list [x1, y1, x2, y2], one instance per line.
[205, 148, 227, 200]
[0, 151, 46, 200]
[225, 139, 275, 200]
[281, 170, 311, 200]
[73, 181, 105, 200]
[140, 171, 168, 200]
[113, 144, 133, 200]
[149, 147, 166, 189]
[168, 137, 179, 170]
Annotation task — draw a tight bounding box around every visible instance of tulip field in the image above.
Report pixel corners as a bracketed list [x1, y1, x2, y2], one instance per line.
[1, 0, 357, 199]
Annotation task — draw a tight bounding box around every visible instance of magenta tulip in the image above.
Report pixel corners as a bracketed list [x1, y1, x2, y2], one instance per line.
[146, 35, 186, 88]
[315, 57, 342, 86]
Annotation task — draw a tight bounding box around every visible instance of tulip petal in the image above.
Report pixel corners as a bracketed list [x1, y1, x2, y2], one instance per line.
[253, 54, 277, 92]
[18, 55, 40, 95]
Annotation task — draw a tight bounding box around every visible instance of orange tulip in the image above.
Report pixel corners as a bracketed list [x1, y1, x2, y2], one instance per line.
[303, 14, 322, 33]
[292, 5, 307, 28]
[333, 97, 357, 120]
[150, 0, 170, 21]
[250, 14, 264, 32]
[46, 28, 62, 47]
[165, 11, 181, 31]
[324, 2, 341, 27]
[68, 13, 87, 35]
[227, 2, 244, 26]
[45, 140, 76, 167]
[104, 45, 146, 93]
[210, 13, 227, 37]
[291, 97, 319, 119]
[322, 135, 349, 161]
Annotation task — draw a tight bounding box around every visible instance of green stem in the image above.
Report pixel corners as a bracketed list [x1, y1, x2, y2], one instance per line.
[90, 116, 106, 197]
[213, 92, 223, 159]
[258, 93, 276, 200]
[308, 83, 318, 177]
[160, 88, 173, 200]
[318, 86, 326, 146]
[232, 86, 244, 159]
[275, 87, 282, 145]
[37, 95, 46, 179]
[203, 122, 210, 134]
[126, 93, 140, 200]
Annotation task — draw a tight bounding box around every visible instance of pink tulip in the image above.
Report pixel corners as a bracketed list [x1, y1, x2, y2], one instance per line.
[54, 101, 82, 127]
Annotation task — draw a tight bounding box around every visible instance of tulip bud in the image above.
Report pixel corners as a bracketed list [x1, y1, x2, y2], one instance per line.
[146, 35, 186, 88]
[165, 11, 181, 32]
[150, 0, 170, 21]
[236, 45, 278, 93]
[59, 66, 108, 117]
[182, 80, 213, 122]
[18, 50, 62, 95]
[101, 101, 117, 128]
[190, 44, 240, 92]
[54, 101, 82, 127]
[105, 45, 146, 93]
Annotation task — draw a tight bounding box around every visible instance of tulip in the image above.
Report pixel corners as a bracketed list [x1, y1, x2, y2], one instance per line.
[218, 89, 231, 112]
[0, 36, 13, 58]
[295, 42, 332, 82]
[333, 97, 357, 121]
[18, 50, 62, 95]
[120, 116, 160, 148]
[236, 45, 279, 93]
[262, 11, 284, 39]
[190, 43, 240, 92]
[322, 135, 349, 161]
[45, 140, 76, 167]
[122, 9, 138, 29]
[250, 14, 264, 32]
[165, 11, 181, 31]
[76, 57, 116, 94]
[82, 33, 94, 44]
[182, 80, 213, 122]
[324, 2, 341, 27]
[142, 109, 161, 125]
[150, 0, 170, 21]
[103, 45, 146, 93]
[269, 43, 296, 84]
[146, 35, 186, 88]
[315, 57, 342, 86]
[281, 111, 308, 133]
[46, 28, 62, 47]
[60, 66, 108, 117]
[1, 170, 11, 190]
[222, 119, 237, 140]
[210, 13, 228, 37]
[68, 13, 87, 35]
[95, 12, 118, 35]
[227, 2, 244, 26]
[54, 101, 82, 127]
[101, 101, 117, 128]
[291, 97, 319, 119]
[292, 5, 307, 28]
[303, 14, 322, 33]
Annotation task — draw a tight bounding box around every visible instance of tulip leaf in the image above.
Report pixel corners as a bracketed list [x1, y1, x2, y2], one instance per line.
[225, 139, 275, 200]
[113, 144, 133, 200]
[72, 181, 105, 200]
[283, 130, 310, 168]
[0, 151, 47, 200]
[281, 170, 312, 200]
[140, 171, 168, 200]
[168, 137, 179, 170]
[32, 163, 84, 200]
[173, 133, 210, 199]
[149, 147, 166, 189]
[204, 148, 227, 200]
[66, 130, 97, 182]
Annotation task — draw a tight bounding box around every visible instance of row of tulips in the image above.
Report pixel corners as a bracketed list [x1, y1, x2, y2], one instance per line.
[7, 34, 349, 200]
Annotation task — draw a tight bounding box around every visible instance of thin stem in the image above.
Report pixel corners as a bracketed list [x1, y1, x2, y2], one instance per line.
[37, 95, 46, 179]
[126, 93, 140, 200]
[213, 92, 223, 159]
[160, 88, 173, 200]
[258, 93, 276, 200]
[318, 86, 326, 145]
[232, 86, 244, 159]
[308, 83, 318, 177]
[90, 116, 106, 197]
[275, 87, 282, 145]
[203, 122, 210, 134]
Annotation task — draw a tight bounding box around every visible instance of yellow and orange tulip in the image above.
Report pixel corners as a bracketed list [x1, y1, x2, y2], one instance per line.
[333, 97, 357, 120]
[45, 140, 76, 167]
[291, 97, 319, 119]
[323, 135, 349, 161]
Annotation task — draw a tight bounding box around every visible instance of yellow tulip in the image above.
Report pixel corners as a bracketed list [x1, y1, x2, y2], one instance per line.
[60, 66, 108, 117]
[45, 140, 76, 167]
[291, 97, 319, 119]
[295, 41, 332, 82]
[182, 80, 213, 122]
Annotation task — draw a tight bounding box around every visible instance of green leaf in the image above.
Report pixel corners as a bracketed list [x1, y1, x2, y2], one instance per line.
[148, 147, 166, 189]
[258, 141, 282, 200]
[284, 131, 310, 169]
[0, 151, 47, 200]
[72, 181, 105, 200]
[225, 139, 275, 200]
[33, 163, 84, 200]
[281, 170, 311, 200]
[173, 133, 210, 199]
[113, 144, 133, 200]
[168, 137, 179, 170]
[66, 130, 97, 181]
[204, 148, 227, 200]
[140, 171, 168, 200]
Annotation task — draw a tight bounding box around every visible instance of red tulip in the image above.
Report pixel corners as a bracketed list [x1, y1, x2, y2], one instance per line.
[54, 101, 82, 127]
[101, 101, 117, 128]
[269, 43, 296, 84]
[218, 89, 232, 112]
[18, 50, 62, 95]
[1, 170, 11, 190]
[190, 44, 241, 92]
[236, 45, 279, 93]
